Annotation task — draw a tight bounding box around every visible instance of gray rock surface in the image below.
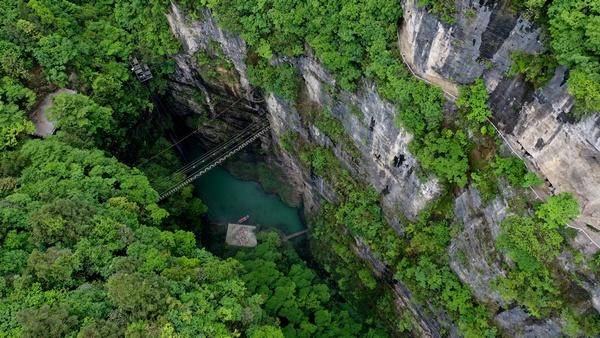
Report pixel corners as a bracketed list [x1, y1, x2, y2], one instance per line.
[506, 68, 600, 230]
[398, 0, 600, 334]
[450, 187, 508, 305]
[399, 0, 600, 234]
[296, 57, 441, 224]
[399, 0, 542, 97]
[167, 5, 250, 94]
[495, 307, 561, 338]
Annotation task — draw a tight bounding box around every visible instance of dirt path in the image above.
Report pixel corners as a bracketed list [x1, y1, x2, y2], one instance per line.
[31, 88, 75, 137]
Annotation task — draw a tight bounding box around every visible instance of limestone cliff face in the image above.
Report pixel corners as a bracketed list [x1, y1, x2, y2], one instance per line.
[166, 6, 250, 94]
[399, 0, 600, 233]
[165, 2, 599, 336]
[399, 0, 600, 334]
[294, 57, 441, 224]
[450, 187, 509, 306]
[166, 3, 440, 225]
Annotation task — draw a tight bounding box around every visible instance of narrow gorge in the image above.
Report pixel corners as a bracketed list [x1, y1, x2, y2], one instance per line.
[164, 0, 600, 336]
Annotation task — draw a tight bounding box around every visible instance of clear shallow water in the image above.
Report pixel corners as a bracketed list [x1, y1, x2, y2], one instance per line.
[193, 165, 305, 235]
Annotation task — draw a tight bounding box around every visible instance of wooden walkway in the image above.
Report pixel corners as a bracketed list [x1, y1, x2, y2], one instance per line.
[284, 229, 309, 241]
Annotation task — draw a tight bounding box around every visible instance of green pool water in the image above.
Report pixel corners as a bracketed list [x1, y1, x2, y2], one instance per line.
[193, 165, 305, 235]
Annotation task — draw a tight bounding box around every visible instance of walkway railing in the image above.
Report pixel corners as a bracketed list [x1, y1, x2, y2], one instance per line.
[284, 229, 309, 241]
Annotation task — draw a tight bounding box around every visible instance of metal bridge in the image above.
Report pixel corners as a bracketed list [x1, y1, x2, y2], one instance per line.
[128, 58, 270, 201]
[158, 120, 270, 201]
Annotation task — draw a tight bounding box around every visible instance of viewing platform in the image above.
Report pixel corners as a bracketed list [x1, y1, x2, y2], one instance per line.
[225, 223, 257, 247]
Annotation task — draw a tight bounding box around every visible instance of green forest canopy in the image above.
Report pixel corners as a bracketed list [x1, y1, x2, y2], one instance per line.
[0, 139, 373, 335]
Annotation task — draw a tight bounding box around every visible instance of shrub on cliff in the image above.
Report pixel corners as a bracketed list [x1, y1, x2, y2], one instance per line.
[548, 0, 600, 118]
[413, 129, 472, 187]
[495, 192, 581, 318]
[456, 78, 493, 135]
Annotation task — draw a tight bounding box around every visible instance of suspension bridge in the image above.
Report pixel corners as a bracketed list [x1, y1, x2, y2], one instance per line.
[130, 58, 270, 201]
[157, 120, 270, 201]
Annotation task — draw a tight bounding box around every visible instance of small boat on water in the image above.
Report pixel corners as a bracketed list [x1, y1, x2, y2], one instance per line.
[237, 215, 250, 223]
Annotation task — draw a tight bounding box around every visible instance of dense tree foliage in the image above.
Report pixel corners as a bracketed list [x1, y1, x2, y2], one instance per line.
[456, 78, 493, 134]
[492, 156, 543, 188]
[414, 129, 471, 187]
[235, 232, 382, 337]
[547, 0, 600, 117]
[508, 51, 558, 88]
[192, 0, 401, 92]
[0, 139, 272, 336]
[0, 0, 385, 336]
[0, 77, 35, 150]
[514, 0, 600, 118]
[247, 61, 300, 102]
[0, 132, 377, 336]
[1, 0, 597, 336]
[496, 193, 582, 318]
[48, 93, 114, 147]
[0, 0, 179, 154]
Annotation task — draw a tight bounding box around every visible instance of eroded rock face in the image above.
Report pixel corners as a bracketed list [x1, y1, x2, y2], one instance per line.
[166, 5, 250, 94]
[166, 3, 440, 225]
[507, 68, 600, 229]
[399, 0, 600, 233]
[399, 0, 600, 334]
[399, 0, 541, 97]
[495, 308, 561, 338]
[450, 186, 566, 336]
[295, 57, 441, 224]
[450, 187, 508, 306]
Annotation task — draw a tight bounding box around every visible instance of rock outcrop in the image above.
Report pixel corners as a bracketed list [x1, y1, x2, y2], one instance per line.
[450, 187, 509, 306]
[399, 0, 600, 234]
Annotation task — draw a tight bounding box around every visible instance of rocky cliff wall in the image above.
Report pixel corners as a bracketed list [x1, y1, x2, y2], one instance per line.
[166, 3, 440, 225]
[165, 2, 599, 336]
[399, 0, 600, 334]
[166, 3, 447, 335]
[399, 0, 600, 233]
